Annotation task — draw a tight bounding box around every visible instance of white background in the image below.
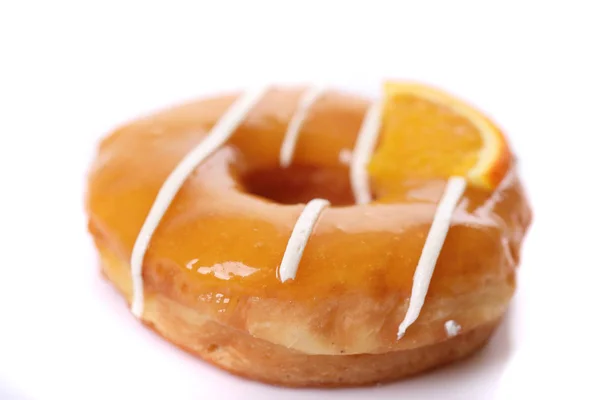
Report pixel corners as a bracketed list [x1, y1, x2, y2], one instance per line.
[1, 1, 599, 399]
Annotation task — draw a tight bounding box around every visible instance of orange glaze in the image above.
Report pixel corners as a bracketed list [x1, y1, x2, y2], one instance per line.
[86, 87, 531, 350]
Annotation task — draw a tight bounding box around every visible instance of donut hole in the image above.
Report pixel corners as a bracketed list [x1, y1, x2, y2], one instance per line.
[242, 165, 355, 206]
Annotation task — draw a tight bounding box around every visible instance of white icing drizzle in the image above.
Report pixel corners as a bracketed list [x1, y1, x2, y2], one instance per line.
[129, 87, 268, 318]
[397, 176, 467, 339]
[444, 320, 461, 337]
[350, 100, 383, 204]
[278, 198, 330, 282]
[279, 86, 326, 168]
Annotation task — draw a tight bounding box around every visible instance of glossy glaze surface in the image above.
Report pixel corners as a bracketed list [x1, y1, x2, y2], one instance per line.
[86, 87, 531, 350]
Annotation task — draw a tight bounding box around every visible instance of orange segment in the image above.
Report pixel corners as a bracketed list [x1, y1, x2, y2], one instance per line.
[368, 81, 511, 190]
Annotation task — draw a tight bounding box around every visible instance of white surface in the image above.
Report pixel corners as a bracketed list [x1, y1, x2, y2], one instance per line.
[1, 1, 599, 399]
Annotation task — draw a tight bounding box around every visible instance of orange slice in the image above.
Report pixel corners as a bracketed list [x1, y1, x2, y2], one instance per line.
[368, 81, 511, 190]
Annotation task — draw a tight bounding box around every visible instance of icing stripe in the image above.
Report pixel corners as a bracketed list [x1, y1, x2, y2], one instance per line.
[130, 87, 268, 318]
[397, 176, 467, 339]
[278, 198, 330, 282]
[350, 100, 383, 204]
[279, 86, 326, 167]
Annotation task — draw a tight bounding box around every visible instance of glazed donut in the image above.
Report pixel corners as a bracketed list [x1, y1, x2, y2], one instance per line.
[85, 83, 532, 387]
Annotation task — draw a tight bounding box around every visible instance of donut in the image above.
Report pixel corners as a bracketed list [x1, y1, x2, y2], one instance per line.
[85, 82, 532, 387]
